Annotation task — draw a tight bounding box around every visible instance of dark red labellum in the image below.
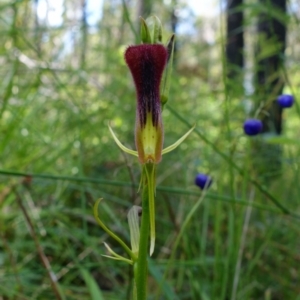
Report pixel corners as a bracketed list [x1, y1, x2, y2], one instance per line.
[125, 44, 168, 127]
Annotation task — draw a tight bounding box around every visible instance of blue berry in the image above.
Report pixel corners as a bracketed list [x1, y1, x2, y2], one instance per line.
[243, 119, 263, 136]
[195, 173, 212, 190]
[277, 94, 294, 108]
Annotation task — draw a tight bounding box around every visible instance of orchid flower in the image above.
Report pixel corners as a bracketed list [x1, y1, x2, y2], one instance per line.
[108, 18, 195, 255]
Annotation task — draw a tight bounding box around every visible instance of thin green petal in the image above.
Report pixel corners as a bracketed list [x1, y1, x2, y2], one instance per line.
[162, 124, 195, 155]
[152, 16, 162, 43]
[102, 255, 133, 264]
[108, 125, 138, 157]
[140, 17, 152, 44]
[103, 243, 133, 265]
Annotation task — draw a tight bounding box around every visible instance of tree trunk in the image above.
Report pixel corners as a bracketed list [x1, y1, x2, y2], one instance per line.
[34, 0, 41, 56]
[80, 0, 88, 69]
[255, 0, 286, 134]
[226, 0, 244, 79]
[170, 0, 178, 64]
[253, 0, 287, 180]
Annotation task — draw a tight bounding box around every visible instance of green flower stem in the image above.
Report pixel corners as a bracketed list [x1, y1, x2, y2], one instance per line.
[135, 167, 150, 300]
[145, 163, 156, 256]
[132, 279, 137, 300]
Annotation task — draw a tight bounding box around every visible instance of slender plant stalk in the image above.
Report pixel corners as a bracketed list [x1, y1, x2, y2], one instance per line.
[132, 281, 137, 300]
[135, 167, 150, 300]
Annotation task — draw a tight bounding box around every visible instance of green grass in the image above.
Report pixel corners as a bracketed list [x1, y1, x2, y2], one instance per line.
[0, 1, 300, 299]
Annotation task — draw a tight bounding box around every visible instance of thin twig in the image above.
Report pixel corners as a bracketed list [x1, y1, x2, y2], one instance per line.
[13, 189, 63, 300]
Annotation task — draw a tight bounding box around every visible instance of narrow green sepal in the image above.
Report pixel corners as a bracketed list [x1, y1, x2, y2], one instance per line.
[152, 15, 162, 43]
[161, 34, 175, 108]
[140, 17, 152, 44]
[166, 34, 175, 63]
[108, 125, 138, 157]
[128, 206, 142, 255]
[162, 124, 195, 155]
[161, 94, 168, 105]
